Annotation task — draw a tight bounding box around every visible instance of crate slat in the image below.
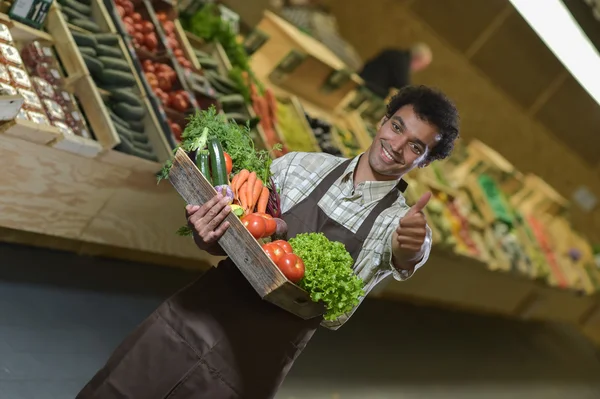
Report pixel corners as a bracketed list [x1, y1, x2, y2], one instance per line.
[168, 148, 325, 320]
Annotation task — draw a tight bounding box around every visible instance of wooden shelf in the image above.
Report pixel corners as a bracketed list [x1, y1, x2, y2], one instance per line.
[0, 12, 54, 43]
[0, 118, 62, 145]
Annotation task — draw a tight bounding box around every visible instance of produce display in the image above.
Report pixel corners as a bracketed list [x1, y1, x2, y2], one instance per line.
[10, 29, 91, 138]
[274, 99, 317, 153]
[69, 28, 158, 161]
[154, 10, 193, 71]
[304, 112, 343, 156]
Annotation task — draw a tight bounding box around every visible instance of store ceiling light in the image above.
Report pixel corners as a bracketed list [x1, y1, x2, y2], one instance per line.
[509, 0, 600, 106]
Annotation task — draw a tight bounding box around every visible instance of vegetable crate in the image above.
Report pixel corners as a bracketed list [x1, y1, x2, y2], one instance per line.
[168, 148, 325, 320]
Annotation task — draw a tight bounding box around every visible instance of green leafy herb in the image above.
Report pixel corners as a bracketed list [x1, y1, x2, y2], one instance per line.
[289, 233, 365, 321]
[176, 226, 193, 236]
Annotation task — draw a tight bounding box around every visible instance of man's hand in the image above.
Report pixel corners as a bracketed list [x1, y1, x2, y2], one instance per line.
[186, 193, 231, 256]
[392, 192, 431, 269]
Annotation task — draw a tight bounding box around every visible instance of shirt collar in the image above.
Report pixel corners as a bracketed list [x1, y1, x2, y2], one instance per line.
[339, 154, 403, 202]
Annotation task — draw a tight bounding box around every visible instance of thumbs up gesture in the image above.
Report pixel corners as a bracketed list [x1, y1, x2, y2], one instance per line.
[395, 192, 431, 253]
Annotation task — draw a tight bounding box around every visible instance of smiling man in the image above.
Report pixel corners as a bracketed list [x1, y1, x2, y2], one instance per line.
[77, 85, 459, 399]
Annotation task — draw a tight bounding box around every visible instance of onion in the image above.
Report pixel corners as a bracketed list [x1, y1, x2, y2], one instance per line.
[215, 185, 234, 204]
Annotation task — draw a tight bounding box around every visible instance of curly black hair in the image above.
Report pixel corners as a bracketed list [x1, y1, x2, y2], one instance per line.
[385, 85, 460, 163]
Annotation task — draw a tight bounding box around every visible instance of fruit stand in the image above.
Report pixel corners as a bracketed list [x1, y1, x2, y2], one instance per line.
[0, 0, 598, 344]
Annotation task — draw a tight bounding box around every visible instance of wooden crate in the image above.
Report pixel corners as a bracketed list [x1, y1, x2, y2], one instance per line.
[168, 148, 325, 320]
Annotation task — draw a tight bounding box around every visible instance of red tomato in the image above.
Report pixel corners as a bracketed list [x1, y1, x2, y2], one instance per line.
[125, 23, 135, 36]
[223, 152, 233, 175]
[157, 73, 171, 92]
[145, 34, 158, 52]
[174, 48, 184, 57]
[132, 12, 142, 22]
[142, 60, 155, 73]
[122, 1, 134, 16]
[254, 213, 276, 236]
[116, 5, 125, 17]
[170, 94, 188, 113]
[242, 214, 266, 239]
[123, 16, 133, 25]
[276, 254, 305, 283]
[272, 240, 293, 254]
[170, 122, 182, 140]
[142, 21, 154, 34]
[156, 11, 168, 22]
[134, 23, 143, 32]
[134, 32, 144, 44]
[163, 20, 175, 34]
[262, 243, 283, 263]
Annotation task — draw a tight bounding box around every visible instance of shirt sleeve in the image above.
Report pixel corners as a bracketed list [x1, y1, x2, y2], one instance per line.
[269, 152, 298, 193]
[381, 208, 433, 281]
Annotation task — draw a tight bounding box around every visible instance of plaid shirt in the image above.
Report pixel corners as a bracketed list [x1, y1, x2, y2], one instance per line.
[271, 152, 432, 329]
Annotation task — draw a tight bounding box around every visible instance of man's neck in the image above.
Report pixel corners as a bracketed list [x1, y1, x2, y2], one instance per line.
[353, 153, 403, 187]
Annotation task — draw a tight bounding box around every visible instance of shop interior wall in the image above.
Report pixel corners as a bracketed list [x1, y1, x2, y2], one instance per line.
[228, 0, 600, 242]
[1, 243, 600, 398]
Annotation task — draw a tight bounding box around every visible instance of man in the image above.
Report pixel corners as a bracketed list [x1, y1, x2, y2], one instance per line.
[77, 85, 459, 399]
[359, 44, 433, 99]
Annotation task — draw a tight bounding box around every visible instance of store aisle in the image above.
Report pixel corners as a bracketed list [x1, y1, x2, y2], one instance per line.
[0, 243, 599, 399]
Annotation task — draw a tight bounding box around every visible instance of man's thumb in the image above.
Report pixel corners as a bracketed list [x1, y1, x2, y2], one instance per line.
[406, 192, 432, 216]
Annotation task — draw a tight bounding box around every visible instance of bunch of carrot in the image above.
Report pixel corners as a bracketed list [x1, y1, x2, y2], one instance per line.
[231, 169, 270, 215]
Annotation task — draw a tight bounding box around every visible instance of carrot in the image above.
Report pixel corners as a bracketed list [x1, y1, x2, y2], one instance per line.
[234, 169, 249, 197]
[231, 173, 239, 195]
[250, 178, 263, 212]
[257, 186, 269, 214]
[265, 89, 277, 125]
[245, 172, 257, 212]
[239, 181, 248, 211]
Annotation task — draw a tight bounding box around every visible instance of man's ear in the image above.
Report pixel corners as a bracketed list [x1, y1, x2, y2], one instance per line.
[418, 159, 431, 169]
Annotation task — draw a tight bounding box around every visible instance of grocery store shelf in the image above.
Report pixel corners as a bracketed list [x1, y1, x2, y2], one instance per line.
[0, 118, 62, 145]
[0, 12, 54, 43]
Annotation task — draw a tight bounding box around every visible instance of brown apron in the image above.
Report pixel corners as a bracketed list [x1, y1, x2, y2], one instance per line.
[77, 158, 405, 399]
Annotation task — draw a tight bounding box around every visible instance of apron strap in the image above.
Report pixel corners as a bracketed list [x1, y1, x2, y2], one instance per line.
[306, 156, 408, 239]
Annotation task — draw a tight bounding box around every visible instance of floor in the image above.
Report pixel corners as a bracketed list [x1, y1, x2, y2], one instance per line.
[0, 242, 599, 398]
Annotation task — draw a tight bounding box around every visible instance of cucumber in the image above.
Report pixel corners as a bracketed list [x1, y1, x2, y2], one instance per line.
[98, 56, 131, 73]
[114, 123, 148, 144]
[208, 138, 227, 186]
[218, 93, 245, 107]
[113, 102, 145, 121]
[207, 71, 237, 92]
[96, 44, 123, 58]
[132, 139, 153, 153]
[62, 6, 87, 21]
[70, 18, 101, 33]
[98, 70, 136, 87]
[197, 57, 219, 70]
[127, 119, 144, 133]
[60, 0, 91, 15]
[109, 88, 143, 108]
[71, 30, 97, 48]
[195, 151, 212, 184]
[111, 114, 131, 131]
[115, 133, 134, 155]
[94, 33, 120, 45]
[78, 46, 96, 57]
[82, 54, 103, 77]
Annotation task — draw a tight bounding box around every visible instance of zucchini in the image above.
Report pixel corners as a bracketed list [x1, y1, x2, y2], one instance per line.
[82, 54, 103, 78]
[109, 88, 143, 107]
[70, 18, 101, 33]
[98, 56, 131, 73]
[78, 46, 96, 57]
[60, 0, 91, 15]
[113, 102, 145, 121]
[98, 69, 136, 87]
[96, 44, 123, 58]
[71, 30, 97, 48]
[206, 71, 237, 92]
[115, 133, 134, 155]
[110, 114, 131, 131]
[114, 123, 148, 144]
[208, 138, 227, 186]
[195, 151, 212, 184]
[132, 139, 153, 153]
[218, 93, 245, 107]
[94, 33, 120, 45]
[62, 6, 87, 21]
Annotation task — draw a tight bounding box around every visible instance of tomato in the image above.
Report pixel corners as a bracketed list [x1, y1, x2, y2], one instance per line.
[145, 72, 158, 88]
[170, 94, 188, 113]
[164, 20, 175, 34]
[253, 212, 276, 236]
[134, 23, 143, 33]
[145, 34, 158, 52]
[262, 243, 283, 263]
[134, 31, 144, 44]
[156, 11, 168, 22]
[143, 60, 155, 73]
[123, 16, 133, 25]
[157, 73, 171, 92]
[122, 1, 134, 15]
[272, 240, 293, 254]
[116, 5, 125, 17]
[222, 152, 233, 176]
[131, 12, 142, 22]
[170, 122, 182, 140]
[142, 21, 154, 34]
[174, 48, 184, 57]
[242, 214, 266, 239]
[125, 23, 135, 36]
[276, 254, 305, 283]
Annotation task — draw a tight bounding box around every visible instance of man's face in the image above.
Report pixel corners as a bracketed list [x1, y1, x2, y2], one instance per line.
[367, 105, 440, 179]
